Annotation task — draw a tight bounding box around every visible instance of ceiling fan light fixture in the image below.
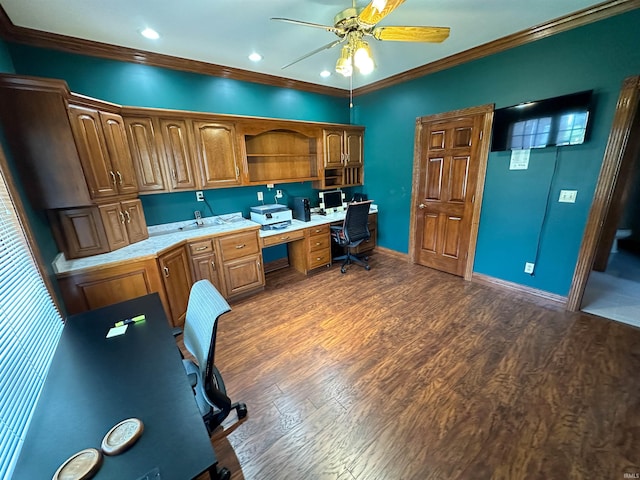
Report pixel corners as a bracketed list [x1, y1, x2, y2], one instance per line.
[353, 40, 374, 75]
[335, 45, 353, 77]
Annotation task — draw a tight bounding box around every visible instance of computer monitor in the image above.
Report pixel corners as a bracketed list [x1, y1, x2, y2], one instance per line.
[319, 190, 346, 213]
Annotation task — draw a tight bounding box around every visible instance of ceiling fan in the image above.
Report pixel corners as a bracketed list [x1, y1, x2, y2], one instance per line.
[272, 0, 450, 77]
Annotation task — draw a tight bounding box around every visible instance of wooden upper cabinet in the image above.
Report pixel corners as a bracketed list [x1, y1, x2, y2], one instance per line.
[344, 128, 363, 167]
[192, 120, 241, 188]
[158, 118, 198, 191]
[68, 105, 138, 199]
[121, 199, 149, 244]
[68, 105, 119, 199]
[123, 116, 167, 192]
[99, 112, 138, 195]
[323, 129, 345, 168]
[98, 202, 129, 251]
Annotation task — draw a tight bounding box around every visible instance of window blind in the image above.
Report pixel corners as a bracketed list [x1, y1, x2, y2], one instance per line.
[0, 169, 62, 478]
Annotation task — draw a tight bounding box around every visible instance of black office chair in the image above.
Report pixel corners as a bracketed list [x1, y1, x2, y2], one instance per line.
[179, 280, 247, 437]
[330, 200, 373, 274]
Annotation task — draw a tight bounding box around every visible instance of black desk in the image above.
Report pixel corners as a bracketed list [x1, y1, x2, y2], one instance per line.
[12, 293, 217, 479]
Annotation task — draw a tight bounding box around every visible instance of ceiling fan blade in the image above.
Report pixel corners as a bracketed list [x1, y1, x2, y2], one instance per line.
[358, 0, 406, 27]
[281, 39, 344, 69]
[271, 17, 341, 34]
[372, 26, 450, 42]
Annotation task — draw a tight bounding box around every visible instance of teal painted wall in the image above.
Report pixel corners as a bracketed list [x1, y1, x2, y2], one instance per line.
[353, 9, 640, 296]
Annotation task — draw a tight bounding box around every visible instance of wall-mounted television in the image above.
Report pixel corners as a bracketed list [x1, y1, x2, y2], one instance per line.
[491, 90, 594, 152]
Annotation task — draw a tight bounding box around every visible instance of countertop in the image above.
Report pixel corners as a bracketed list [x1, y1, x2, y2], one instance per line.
[53, 206, 378, 275]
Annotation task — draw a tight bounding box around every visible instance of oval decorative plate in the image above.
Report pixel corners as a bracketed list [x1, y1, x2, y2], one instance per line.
[52, 448, 102, 480]
[101, 417, 144, 455]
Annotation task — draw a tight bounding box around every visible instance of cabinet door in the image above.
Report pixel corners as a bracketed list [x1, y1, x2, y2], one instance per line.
[158, 246, 193, 327]
[192, 121, 241, 188]
[57, 207, 110, 259]
[159, 118, 198, 191]
[98, 202, 129, 250]
[124, 116, 167, 192]
[121, 199, 149, 244]
[221, 254, 264, 299]
[344, 129, 363, 167]
[323, 129, 345, 168]
[100, 112, 138, 195]
[192, 255, 222, 291]
[68, 105, 118, 198]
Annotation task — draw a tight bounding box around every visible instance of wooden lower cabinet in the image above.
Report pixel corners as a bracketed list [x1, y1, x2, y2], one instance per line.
[57, 258, 169, 318]
[158, 245, 192, 328]
[289, 224, 332, 274]
[54, 199, 148, 259]
[188, 239, 222, 292]
[215, 230, 265, 299]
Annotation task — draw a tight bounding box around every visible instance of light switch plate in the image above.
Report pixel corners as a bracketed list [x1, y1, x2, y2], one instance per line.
[524, 262, 535, 274]
[559, 190, 577, 203]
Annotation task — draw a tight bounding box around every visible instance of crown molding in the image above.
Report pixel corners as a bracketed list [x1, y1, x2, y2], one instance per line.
[354, 0, 640, 96]
[0, 0, 637, 99]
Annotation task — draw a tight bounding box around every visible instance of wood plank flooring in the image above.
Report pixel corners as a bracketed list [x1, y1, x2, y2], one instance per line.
[193, 252, 640, 480]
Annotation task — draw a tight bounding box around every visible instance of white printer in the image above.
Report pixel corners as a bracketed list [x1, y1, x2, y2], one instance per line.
[250, 204, 293, 230]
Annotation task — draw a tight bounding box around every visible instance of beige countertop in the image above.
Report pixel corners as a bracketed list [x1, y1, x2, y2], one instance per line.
[53, 206, 378, 275]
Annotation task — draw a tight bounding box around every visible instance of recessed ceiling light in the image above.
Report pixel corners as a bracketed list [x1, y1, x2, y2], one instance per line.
[320, 70, 331, 78]
[248, 52, 262, 62]
[140, 28, 160, 40]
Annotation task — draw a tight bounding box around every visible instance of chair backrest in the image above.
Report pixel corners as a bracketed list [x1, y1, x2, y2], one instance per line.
[342, 200, 373, 244]
[183, 280, 231, 380]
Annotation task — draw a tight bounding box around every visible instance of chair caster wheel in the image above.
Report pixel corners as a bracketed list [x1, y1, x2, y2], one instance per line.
[216, 466, 231, 480]
[364, 256, 369, 261]
[365, 265, 371, 271]
[341, 268, 346, 274]
[237, 403, 248, 420]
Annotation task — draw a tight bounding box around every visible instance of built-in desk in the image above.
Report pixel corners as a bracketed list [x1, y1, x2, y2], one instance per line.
[259, 206, 378, 274]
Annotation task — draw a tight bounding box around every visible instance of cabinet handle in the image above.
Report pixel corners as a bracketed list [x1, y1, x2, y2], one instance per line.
[235, 165, 240, 178]
[172, 169, 177, 180]
[118, 211, 125, 224]
[316, 257, 322, 261]
[235, 244, 246, 249]
[195, 246, 207, 251]
[110, 171, 117, 185]
[280, 236, 290, 240]
[211, 260, 216, 269]
[124, 210, 131, 223]
[163, 266, 169, 277]
[116, 170, 123, 185]
[315, 242, 321, 246]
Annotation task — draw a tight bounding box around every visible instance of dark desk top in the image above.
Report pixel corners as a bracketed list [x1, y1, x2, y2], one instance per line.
[12, 293, 216, 480]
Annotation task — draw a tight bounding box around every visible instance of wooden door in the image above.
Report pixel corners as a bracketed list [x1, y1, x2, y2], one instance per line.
[412, 109, 489, 277]
[98, 202, 129, 250]
[68, 105, 118, 199]
[159, 118, 198, 191]
[121, 199, 149, 244]
[124, 116, 167, 192]
[99, 112, 138, 195]
[192, 120, 241, 188]
[158, 246, 193, 327]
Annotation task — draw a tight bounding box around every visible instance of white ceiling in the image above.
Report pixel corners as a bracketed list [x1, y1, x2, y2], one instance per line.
[0, 0, 610, 90]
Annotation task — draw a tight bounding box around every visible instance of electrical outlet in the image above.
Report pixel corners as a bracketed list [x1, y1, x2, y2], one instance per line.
[524, 262, 535, 274]
[195, 191, 204, 202]
[257, 191, 263, 201]
[275, 189, 283, 199]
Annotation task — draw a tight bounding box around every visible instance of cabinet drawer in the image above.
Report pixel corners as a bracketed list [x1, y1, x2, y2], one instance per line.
[308, 248, 331, 269]
[188, 239, 214, 255]
[262, 228, 305, 247]
[218, 230, 260, 261]
[308, 234, 330, 253]
[308, 224, 330, 236]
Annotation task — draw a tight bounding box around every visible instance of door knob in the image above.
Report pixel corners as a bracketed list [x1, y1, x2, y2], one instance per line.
[419, 203, 426, 209]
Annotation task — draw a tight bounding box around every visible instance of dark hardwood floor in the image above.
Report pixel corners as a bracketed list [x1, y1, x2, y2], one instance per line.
[194, 251, 640, 480]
